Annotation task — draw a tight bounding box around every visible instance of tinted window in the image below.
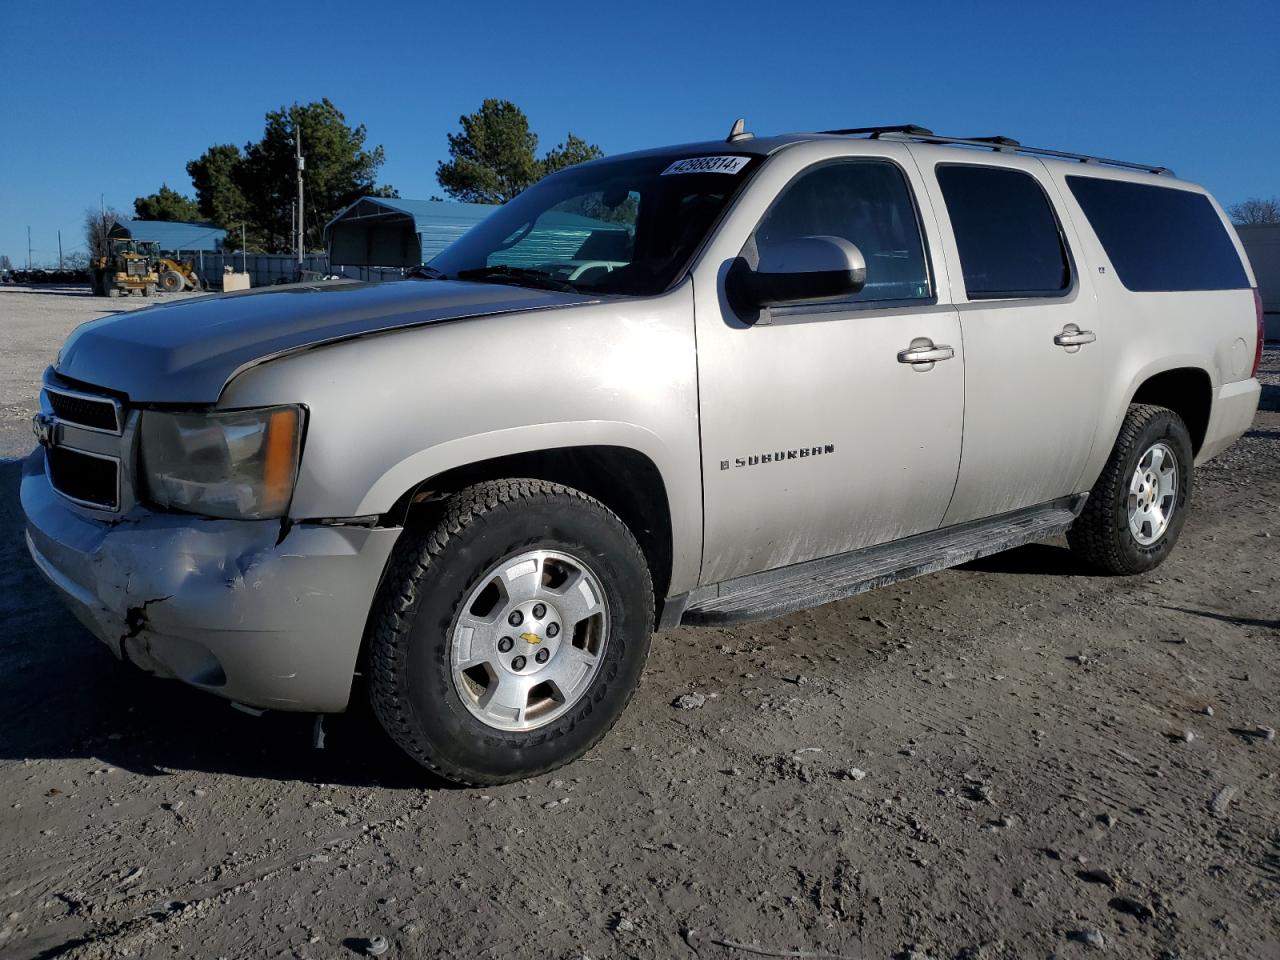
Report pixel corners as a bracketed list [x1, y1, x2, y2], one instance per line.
[754, 160, 931, 303]
[1066, 177, 1248, 292]
[936, 165, 1071, 298]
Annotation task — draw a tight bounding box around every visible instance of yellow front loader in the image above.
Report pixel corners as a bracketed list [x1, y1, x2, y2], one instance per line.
[154, 257, 204, 292]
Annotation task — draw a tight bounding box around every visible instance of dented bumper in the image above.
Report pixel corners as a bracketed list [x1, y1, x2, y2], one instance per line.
[20, 449, 400, 712]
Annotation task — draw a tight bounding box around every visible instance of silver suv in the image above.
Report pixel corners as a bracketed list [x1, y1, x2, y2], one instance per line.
[22, 124, 1263, 784]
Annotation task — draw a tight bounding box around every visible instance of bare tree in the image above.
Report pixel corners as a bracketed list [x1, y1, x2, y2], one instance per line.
[84, 206, 124, 260]
[1228, 196, 1280, 225]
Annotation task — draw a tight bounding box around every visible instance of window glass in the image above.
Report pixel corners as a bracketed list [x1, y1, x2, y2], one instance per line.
[1066, 177, 1248, 292]
[753, 160, 931, 303]
[487, 192, 638, 287]
[431, 155, 759, 296]
[936, 165, 1071, 298]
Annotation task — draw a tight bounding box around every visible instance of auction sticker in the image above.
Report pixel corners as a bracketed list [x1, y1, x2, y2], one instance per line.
[661, 155, 751, 175]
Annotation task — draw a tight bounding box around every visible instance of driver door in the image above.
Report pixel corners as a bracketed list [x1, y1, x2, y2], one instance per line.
[694, 151, 965, 584]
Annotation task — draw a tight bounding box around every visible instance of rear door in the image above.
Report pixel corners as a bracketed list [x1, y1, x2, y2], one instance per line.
[910, 153, 1106, 524]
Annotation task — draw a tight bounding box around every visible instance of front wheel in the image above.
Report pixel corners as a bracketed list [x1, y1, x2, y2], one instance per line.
[367, 479, 654, 785]
[1068, 404, 1193, 574]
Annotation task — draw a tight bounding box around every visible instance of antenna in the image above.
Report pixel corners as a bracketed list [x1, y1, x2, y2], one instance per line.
[726, 118, 754, 143]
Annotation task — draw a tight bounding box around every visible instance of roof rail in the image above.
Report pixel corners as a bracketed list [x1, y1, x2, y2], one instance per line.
[820, 127, 1173, 176]
[963, 135, 1021, 151]
[819, 124, 935, 138]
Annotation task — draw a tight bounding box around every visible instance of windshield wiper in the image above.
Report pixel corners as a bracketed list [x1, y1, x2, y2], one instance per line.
[455, 266, 577, 293]
[406, 264, 447, 280]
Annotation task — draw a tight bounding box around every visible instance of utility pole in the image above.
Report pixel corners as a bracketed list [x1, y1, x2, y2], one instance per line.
[294, 111, 305, 272]
[27, 226, 32, 270]
[58, 230, 63, 270]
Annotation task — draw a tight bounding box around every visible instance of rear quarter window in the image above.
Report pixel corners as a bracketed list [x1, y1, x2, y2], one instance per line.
[1066, 177, 1249, 292]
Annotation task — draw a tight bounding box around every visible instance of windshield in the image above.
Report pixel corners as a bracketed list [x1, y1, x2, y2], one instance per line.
[429, 152, 762, 296]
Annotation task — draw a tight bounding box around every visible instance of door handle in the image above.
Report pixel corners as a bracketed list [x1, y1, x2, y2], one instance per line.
[1054, 324, 1097, 348]
[897, 338, 955, 370]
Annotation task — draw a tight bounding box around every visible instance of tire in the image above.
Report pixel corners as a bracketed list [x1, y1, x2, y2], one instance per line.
[1068, 404, 1193, 575]
[368, 479, 654, 785]
[106, 284, 119, 298]
[160, 270, 184, 292]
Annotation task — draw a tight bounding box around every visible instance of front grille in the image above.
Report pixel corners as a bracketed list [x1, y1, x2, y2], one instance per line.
[47, 446, 119, 510]
[126, 260, 147, 277]
[47, 389, 121, 432]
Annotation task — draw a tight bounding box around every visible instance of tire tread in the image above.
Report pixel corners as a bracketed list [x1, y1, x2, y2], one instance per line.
[1068, 403, 1187, 575]
[368, 478, 652, 785]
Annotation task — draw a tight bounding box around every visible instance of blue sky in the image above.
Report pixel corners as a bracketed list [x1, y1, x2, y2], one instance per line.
[1, 0, 1276, 267]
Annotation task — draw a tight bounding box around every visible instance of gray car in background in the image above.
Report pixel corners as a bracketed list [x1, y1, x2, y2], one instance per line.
[22, 123, 1262, 784]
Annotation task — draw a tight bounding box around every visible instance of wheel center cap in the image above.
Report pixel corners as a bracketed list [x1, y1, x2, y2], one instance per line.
[503, 599, 563, 674]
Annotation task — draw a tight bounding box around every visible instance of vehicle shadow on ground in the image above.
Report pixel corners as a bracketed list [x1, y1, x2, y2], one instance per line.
[0, 459, 448, 790]
[957, 541, 1092, 577]
[1161, 605, 1280, 631]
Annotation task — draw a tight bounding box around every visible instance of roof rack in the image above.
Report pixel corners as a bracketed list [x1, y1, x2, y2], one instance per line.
[963, 135, 1021, 151]
[820, 124, 935, 138]
[819, 127, 1173, 176]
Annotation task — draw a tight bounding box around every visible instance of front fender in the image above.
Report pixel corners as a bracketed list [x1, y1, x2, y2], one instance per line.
[217, 291, 704, 593]
[357, 420, 675, 515]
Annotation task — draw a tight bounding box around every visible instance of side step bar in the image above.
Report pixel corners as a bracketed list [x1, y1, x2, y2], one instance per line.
[681, 496, 1086, 626]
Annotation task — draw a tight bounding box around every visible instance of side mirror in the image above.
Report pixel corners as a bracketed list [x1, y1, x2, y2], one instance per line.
[728, 236, 866, 311]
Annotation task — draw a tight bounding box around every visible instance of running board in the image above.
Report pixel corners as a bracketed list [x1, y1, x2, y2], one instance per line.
[682, 496, 1086, 626]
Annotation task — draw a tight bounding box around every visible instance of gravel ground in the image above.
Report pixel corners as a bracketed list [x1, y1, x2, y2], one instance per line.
[1, 287, 1277, 960]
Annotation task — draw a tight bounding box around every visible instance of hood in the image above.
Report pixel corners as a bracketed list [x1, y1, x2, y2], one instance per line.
[56, 280, 596, 403]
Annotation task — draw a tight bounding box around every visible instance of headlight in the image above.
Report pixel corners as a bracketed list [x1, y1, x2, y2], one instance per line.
[140, 405, 304, 519]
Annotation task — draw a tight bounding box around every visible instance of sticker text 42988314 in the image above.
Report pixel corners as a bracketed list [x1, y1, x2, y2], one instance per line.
[660, 156, 751, 176]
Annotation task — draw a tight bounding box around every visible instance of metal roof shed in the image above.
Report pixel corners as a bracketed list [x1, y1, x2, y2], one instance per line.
[109, 219, 226, 253]
[326, 197, 495, 269]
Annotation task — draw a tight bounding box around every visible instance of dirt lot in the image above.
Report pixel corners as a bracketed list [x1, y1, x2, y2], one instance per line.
[1, 287, 1277, 960]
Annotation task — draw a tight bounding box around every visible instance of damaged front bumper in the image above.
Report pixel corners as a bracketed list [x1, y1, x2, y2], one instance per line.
[20, 449, 401, 712]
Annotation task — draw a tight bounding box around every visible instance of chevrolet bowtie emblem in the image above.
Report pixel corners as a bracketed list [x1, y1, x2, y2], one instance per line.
[31, 413, 55, 448]
[520, 632, 542, 645]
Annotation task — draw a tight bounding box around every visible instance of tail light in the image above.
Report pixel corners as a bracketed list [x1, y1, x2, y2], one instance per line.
[1253, 288, 1265, 379]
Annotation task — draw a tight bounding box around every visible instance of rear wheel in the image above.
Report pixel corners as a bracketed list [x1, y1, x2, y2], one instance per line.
[368, 479, 654, 785]
[1068, 404, 1193, 574]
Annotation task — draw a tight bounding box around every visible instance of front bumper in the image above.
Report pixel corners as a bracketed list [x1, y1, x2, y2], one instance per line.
[20, 449, 401, 712]
[1196, 377, 1262, 465]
